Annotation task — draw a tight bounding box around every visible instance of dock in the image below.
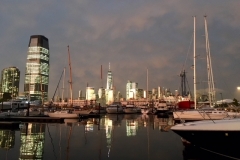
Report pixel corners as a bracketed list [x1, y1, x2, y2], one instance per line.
[0, 116, 64, 123]
[0, 121, 21, 130]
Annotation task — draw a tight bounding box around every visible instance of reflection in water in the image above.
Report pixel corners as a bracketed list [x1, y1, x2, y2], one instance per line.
[0, 114, 185, 160]
[19, 123, 46, 160]
[126, 119, 138, 136]
[0, 130, 15, 150]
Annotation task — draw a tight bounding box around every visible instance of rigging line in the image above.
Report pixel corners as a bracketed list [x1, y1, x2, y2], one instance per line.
[47, 124, 57, 160]
[200, 146, 240, 160]
[181, 32, 194, 72]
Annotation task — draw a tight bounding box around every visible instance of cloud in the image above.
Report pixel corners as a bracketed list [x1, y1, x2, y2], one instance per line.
[0, 0, 240, 100]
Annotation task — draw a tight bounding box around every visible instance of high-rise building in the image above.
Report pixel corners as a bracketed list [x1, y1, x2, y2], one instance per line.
[86, 87, 96, 100]
[105, 63, 114, 104]
[24, 35, 50, 101]
[106, 63, 113, 90]
[126, 80, 138, 100]
[0, 66, 20, 98]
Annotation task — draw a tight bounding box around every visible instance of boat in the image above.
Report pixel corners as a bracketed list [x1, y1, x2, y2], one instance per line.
[173, 16, 225, 121]
[173, 107, 228, 120]
[123, 104, 138, 114]
[106, 102, 124, 114]
[171, 118, 240, 150]
[73, 107, 93, 115]
[48, 110, 78, 118]
[48, 46, 77, 118]
[0, 97, 30, 111]
[154, 100, 169, 114]
[92, 106, 106, 114]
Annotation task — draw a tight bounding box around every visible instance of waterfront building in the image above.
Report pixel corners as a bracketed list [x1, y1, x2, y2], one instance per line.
[24, 35, 50, 102]
[137, 89, 144, 99]
[0, 66, 20, 98]
[106, 89, 114, 104]
[86, 87, 96, 101]
[126, 80, 138, 100]
[152, 88, 158, 99]
[97, 87, 106, 106]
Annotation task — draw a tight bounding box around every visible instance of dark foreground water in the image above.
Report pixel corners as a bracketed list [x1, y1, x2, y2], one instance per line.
[0, 114, 237, 160]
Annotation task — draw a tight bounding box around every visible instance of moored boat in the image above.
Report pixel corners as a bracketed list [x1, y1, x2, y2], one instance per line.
[171, 118, 240, 149]
[106, 102, 124, 114]
[123, 104, 138, 114]
[173, 108, 228, 121]
[48, 110, 79, 118]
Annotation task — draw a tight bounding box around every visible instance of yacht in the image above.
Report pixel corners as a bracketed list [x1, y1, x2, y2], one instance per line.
[48, 109, 79, 118]
[173, 107, 228, 121]
[171, 118, 240, 149]
[154, 100, 169, 114]
[106, 102, 124, 114]
[123, 104, 138, 114]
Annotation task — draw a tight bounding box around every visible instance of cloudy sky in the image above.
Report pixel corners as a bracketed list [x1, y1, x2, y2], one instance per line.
[1, 0, 240, 100]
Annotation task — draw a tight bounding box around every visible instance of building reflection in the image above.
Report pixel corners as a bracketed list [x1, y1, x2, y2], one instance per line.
[19, 123, 46, 160]
[0, 130, 15, 150]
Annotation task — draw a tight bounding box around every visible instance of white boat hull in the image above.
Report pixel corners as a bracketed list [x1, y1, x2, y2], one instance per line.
[48, 111, 78, 118]
[173, 110, 228, 120]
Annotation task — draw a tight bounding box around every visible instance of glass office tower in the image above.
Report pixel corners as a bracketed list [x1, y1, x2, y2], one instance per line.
[0, 66, 20, 98]
[24, 35, 50, 101]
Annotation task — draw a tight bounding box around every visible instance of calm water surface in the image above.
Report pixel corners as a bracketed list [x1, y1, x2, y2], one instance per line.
[0, 114, 234, 160]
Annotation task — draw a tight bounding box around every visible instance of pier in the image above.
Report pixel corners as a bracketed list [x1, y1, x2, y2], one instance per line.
[0, 116, 64, 123]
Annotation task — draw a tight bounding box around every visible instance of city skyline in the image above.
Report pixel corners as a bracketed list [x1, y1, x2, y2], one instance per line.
[1, 1, 240, 101]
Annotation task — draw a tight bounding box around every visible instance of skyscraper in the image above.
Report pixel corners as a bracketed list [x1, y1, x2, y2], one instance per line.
[106, 63, 113, 90]
[105, 63, 114, 104]
[24, 35, 50, 101]
[0, 66, 20, 98]
[126, 80, 138, 100]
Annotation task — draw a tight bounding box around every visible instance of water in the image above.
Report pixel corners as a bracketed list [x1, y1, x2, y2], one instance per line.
[0, 114, 236, 160]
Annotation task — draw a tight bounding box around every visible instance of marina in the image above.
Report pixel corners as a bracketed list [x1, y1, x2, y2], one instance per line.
[0, 113, 238, 159]
[1, 1, 240, 160]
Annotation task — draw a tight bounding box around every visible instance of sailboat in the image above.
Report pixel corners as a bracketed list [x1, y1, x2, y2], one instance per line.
[48, 46, 78, 119]
[173, 16, 228, 121]
[141, 69, 155, 114]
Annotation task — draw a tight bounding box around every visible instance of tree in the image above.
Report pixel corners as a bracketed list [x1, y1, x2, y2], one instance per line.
[232, 98, 239, 106]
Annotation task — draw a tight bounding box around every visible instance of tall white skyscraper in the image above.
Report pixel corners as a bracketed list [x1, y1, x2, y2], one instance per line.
[106, 63, 113, 90]
[105, 63, 114, 104]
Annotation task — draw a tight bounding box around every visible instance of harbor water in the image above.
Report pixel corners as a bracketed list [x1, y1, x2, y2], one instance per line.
[0, 114, 236, 160]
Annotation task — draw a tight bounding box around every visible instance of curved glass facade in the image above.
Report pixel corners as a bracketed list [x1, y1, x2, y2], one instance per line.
[24, 35, 50, 101]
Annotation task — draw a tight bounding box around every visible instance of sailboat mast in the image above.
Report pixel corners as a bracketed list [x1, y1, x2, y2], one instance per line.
[68, 46, 73, 106]
[204, 15, 215, 106]
[61, 67, 66, 103]
[101, 65, 103, 88]
[147, 68, 148, 104]
[193, 16, 197, 109]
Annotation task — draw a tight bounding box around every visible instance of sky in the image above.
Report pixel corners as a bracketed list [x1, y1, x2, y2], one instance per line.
[1, 0, 240, 101]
